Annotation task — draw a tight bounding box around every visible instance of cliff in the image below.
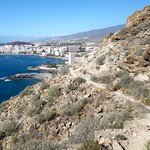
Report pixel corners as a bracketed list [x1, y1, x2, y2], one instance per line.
[0, 5, 150, 150]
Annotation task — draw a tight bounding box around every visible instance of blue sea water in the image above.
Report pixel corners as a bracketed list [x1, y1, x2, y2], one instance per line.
[0, 55, 65, 102]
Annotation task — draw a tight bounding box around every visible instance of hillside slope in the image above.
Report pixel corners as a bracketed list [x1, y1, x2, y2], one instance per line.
[0, 5, 150, 150]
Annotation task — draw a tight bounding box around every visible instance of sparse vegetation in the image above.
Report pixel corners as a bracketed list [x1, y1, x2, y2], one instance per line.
[67, 82, 79, 91]
[98, 74, 114, 84]
[32, 93, 41, 102]
[90, 75, 99, 82]
[114, 72, 150, 102]
[0, 131, 6, 140]
[0, 101, 8, 112]
[82, 69, 87, 74]
[100, 109, 132, 129]
[64, 99, 88, 117]
[146, 140, 150, 150]
[20, 86, 33, 98]
[117, 27, 130, 40]
[37, 110, 57, 124]
[48, 85, 61, 102]
[17, 106, 25, 118]
[113, 72, 134, 91]
[40, 81, 49, 90]
[12, 140, 62, 150]
[77, 140, 103, 150]
[143, 38, 150, 45]
[91, 74, 114, 85]
[143, 98, 150, 106]
[115, 134, 127, 140]
[69, 118, 100, 144]
[116, 70, 128, 78]
[96, 55, 105, 65]
[1, 120, 19, 136]
[136, 49, 144, 57]
[52, 65, 70, 76]
[26, 106, 41, 117]
[73, 77, 86, 84]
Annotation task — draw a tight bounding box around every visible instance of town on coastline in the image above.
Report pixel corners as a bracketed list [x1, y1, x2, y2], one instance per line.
[0, 41, 98, 64]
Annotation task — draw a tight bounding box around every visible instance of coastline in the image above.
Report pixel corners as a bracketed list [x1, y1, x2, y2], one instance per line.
[0, 54, 66, 102]
[0, 53, 68, 61]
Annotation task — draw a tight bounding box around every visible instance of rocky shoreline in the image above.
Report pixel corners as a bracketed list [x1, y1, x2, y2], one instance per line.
[0, 73, 51, 81]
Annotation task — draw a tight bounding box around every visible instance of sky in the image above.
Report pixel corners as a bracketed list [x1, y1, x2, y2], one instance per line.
[0, 0, 149, 37]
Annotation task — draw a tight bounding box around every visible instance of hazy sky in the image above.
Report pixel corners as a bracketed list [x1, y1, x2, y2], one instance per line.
[0, 0, 149, 37]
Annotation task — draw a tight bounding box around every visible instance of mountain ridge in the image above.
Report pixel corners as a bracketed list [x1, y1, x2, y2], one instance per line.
[0, 24, 124, 43]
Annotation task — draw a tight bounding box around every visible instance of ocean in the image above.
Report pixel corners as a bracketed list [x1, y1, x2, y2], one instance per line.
[0, 55, 65, 102]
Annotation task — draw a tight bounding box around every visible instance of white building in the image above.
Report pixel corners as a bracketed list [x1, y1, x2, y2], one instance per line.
[69, 52, 75, 65]
[68, 46, 78, 65]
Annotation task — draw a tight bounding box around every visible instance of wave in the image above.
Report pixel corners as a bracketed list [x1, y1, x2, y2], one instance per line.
[4, 79, 11, 82]
[0, 77, 6, 80]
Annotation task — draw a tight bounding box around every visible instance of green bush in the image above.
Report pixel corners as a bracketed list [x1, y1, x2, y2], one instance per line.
[0, 101, 8, 112]
[40, 81, 49, 90]
[90, 75, 99, 83]
[91, 74, 114, 85]
[143, 98, 150, 106]
[123, 81, 145, 98]
[115, 134, 127, 140]
[48, 85, 61, 102]
[67, 83, 79, 91]
[37, 110, 57, 124]
[77, 140, 103, 150]
[0, 131, 6, 140]
[96, 55, 105, 66]
[73, 77, 86, 84]
[26, 106, 41, 117]
[34, 100, 47, 110]
[147, 140, 150, 150]
[98, 74, 114, 84]
[113, 73, 134, 91]
[116, 70, 128, 78]
[2, 120, 19, 136]
[64, 99, 88, 117]
[82, 69, 87, 74]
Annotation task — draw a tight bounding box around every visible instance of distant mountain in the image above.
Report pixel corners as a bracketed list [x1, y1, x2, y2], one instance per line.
[39, 24, 125, 42]
[0, 36, 39, 43]
[59, 24, 124, 40]
[6, 41, 34, 46]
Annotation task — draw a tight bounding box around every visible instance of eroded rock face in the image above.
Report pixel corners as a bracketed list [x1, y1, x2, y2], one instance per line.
[127, 5, 150, 27]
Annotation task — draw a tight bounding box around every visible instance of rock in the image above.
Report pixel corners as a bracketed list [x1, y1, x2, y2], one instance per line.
[99, 137, 105, 144]
[134, 74, 149, 81]
[111, 55, 119, 62]
[66, 122, 72, 128]
[112, 140, 124, 150]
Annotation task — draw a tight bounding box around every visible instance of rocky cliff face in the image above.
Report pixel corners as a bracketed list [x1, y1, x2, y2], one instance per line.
[127, 5, 150, 27]
[0, 5, 150, 150]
